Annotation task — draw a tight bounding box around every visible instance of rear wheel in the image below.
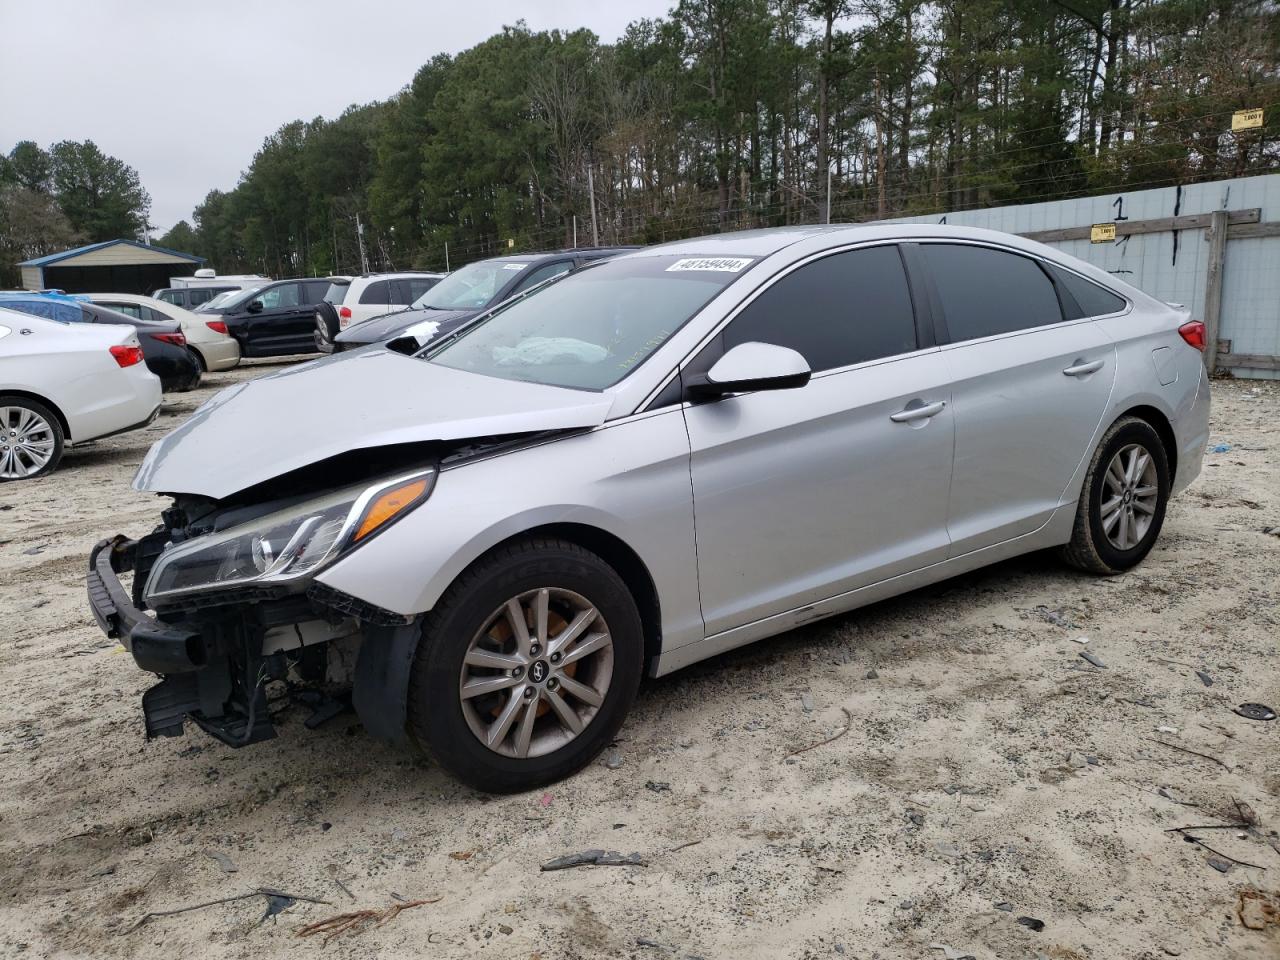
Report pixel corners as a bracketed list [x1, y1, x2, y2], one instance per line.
[0, 397, 64, 480]
[1061, 416, 1170, 574]
[407, 538, 643, 793]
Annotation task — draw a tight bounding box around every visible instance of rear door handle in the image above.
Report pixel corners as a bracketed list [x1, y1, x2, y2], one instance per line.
[890, 400, 947, 423]
[1063, 359, 1105, 377]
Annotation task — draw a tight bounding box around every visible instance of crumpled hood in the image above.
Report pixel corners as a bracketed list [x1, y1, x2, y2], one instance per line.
[133, 348, 612, 499]
[337, 307, 476, 344]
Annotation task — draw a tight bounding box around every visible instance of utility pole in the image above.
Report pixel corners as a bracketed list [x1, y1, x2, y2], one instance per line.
[826, 162, 834, 224]
[587, 164, 599, 247]
[355, 213, 370, 274]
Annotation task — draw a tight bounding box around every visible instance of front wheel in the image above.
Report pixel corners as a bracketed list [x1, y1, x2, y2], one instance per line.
[407, 538, 643, 793]
[1061, 416, 1170, 574]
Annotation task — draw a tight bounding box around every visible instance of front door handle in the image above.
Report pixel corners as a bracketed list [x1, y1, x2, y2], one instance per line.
[890, 400, 947, 423]
[1063, 359, 1104, 377]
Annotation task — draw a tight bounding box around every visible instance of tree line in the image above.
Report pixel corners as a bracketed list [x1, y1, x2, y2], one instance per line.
[6, 1, 1279, 284]
[0, 140, 151, 285]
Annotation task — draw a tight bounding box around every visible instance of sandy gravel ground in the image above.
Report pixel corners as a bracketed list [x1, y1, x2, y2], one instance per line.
[1, 361, 1277, 960]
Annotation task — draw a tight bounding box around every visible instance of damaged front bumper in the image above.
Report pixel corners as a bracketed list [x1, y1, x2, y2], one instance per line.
[87, 535, 419, 749]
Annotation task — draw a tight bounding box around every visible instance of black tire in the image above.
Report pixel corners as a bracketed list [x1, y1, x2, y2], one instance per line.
[0, 395, 65, 481]
[191, 347, 208, 373]
[1061, 416, 1170, 575]
[314, 303, 338, 354]
[407, 538, 643, 793]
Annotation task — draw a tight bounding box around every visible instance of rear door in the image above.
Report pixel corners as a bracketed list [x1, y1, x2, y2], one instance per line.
[910, 242, 1117, 555]
[683, 244, 955, 636]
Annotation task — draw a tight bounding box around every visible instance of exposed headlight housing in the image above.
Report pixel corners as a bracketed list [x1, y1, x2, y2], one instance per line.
[144, 469, 435, 604]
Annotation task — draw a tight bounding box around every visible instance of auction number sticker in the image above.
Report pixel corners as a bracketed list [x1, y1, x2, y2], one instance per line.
[666, 257, 754, 272]
[1090, 223, 1116, 243]
[502, 263, 527, 270]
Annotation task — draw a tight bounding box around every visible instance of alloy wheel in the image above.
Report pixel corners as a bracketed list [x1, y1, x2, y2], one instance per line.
[0, 406, 57, 479]
[458, 587, 614, 759]
[1100, 442, 1159, 551]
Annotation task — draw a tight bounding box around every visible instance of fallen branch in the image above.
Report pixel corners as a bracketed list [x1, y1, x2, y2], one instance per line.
[1183, 836, 1269, 871]
[784, 707, 854, 759]
[667, 839, 703, 854]
[295, 897, 440, 944]
[126, 887, 329, 934]
[1145, 738, 1232, 771]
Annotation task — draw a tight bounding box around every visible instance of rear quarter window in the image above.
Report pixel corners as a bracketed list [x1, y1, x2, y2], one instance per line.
[1054, 268, 1128, 318]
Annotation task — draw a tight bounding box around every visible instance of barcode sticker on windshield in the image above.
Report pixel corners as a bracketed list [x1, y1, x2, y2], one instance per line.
[666, 257, 754, 273]
[502, 263, 527, 271]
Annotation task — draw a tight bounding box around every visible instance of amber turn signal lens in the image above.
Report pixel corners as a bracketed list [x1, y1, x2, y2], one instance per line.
[353, 477, 431, 542]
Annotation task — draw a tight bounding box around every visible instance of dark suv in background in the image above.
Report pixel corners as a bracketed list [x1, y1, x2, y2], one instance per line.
[333, 248, 638, 351]
[197, 278, 332, 357]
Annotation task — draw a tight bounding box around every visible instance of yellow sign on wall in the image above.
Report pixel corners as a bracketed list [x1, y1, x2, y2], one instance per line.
[1232, 108, 1264, 132]
[1090, 223, 1117, 243]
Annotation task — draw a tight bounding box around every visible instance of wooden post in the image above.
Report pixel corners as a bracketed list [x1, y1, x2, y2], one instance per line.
[1203, 209, 1228, 376]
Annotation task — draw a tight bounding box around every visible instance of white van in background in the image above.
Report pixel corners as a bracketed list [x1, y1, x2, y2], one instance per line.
[153, 269, 274, 310]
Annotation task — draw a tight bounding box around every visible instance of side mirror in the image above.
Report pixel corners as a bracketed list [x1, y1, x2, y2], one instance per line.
[246, 299, 263, 314]
[686, 341, 811, 400]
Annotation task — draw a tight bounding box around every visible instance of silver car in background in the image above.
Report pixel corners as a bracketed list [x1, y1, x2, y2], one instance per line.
[87, 224, 1209, 792]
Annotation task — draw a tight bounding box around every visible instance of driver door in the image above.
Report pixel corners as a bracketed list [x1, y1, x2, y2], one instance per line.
[245, 283, 305, 356]
[682, 244, 955, 637]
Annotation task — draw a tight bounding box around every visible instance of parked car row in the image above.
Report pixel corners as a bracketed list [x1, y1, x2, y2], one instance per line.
[85, 224, 1210, 795]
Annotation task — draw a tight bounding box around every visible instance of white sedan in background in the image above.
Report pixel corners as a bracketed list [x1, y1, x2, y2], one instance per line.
[0, 307, 162, 480]
[84, 293, 241, 372]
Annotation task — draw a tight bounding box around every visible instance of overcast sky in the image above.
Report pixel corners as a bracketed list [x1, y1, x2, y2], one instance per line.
[0, 0, 672, 233]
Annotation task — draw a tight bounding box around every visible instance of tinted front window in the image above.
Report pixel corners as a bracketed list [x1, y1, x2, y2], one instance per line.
[258, 284, 300, 309]
[430, 254, 748, 390]
[403, 277, 438, 303]
[723, 245, 917, 371]
[511, 260, 572, 295]
[359, 280, 391, 305]
[922, 244, 1062, 341]
[1056, 268, 1127, 318]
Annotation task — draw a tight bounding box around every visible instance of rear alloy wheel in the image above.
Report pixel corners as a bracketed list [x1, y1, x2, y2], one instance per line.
[0, 399, 64, 480]
[1061, 416, 1170, 574]
[407, 539, 642, 792]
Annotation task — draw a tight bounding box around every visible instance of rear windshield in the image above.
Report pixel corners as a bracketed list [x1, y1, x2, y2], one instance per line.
[323, 281, 350, 305]
[428, 254, 753, 390]
[0, 299, 82, 324]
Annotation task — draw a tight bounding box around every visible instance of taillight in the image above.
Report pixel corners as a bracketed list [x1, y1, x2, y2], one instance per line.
[338, 305, 352, 329]
[109, 344, 145, 368]
[150, 332, 186, 346]
[1178, 320, 1207, 351]
[206, 320, 228, 334]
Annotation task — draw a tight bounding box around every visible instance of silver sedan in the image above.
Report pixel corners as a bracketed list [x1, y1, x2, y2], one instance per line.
[89, 224, 1209, 792]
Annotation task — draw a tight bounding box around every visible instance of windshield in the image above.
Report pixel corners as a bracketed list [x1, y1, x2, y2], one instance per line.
[323, 281, 349, 305]
[411, 260, 525, 311]
[196, 291, 235, 311]
[207, 286, 263, 312]
[428, 254, 753, 390]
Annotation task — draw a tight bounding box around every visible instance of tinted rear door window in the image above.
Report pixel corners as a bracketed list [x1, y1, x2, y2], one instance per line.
[921, 244, 1063, 342]
[359, 280, 391, 305]
[722, 244, 917, 372]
